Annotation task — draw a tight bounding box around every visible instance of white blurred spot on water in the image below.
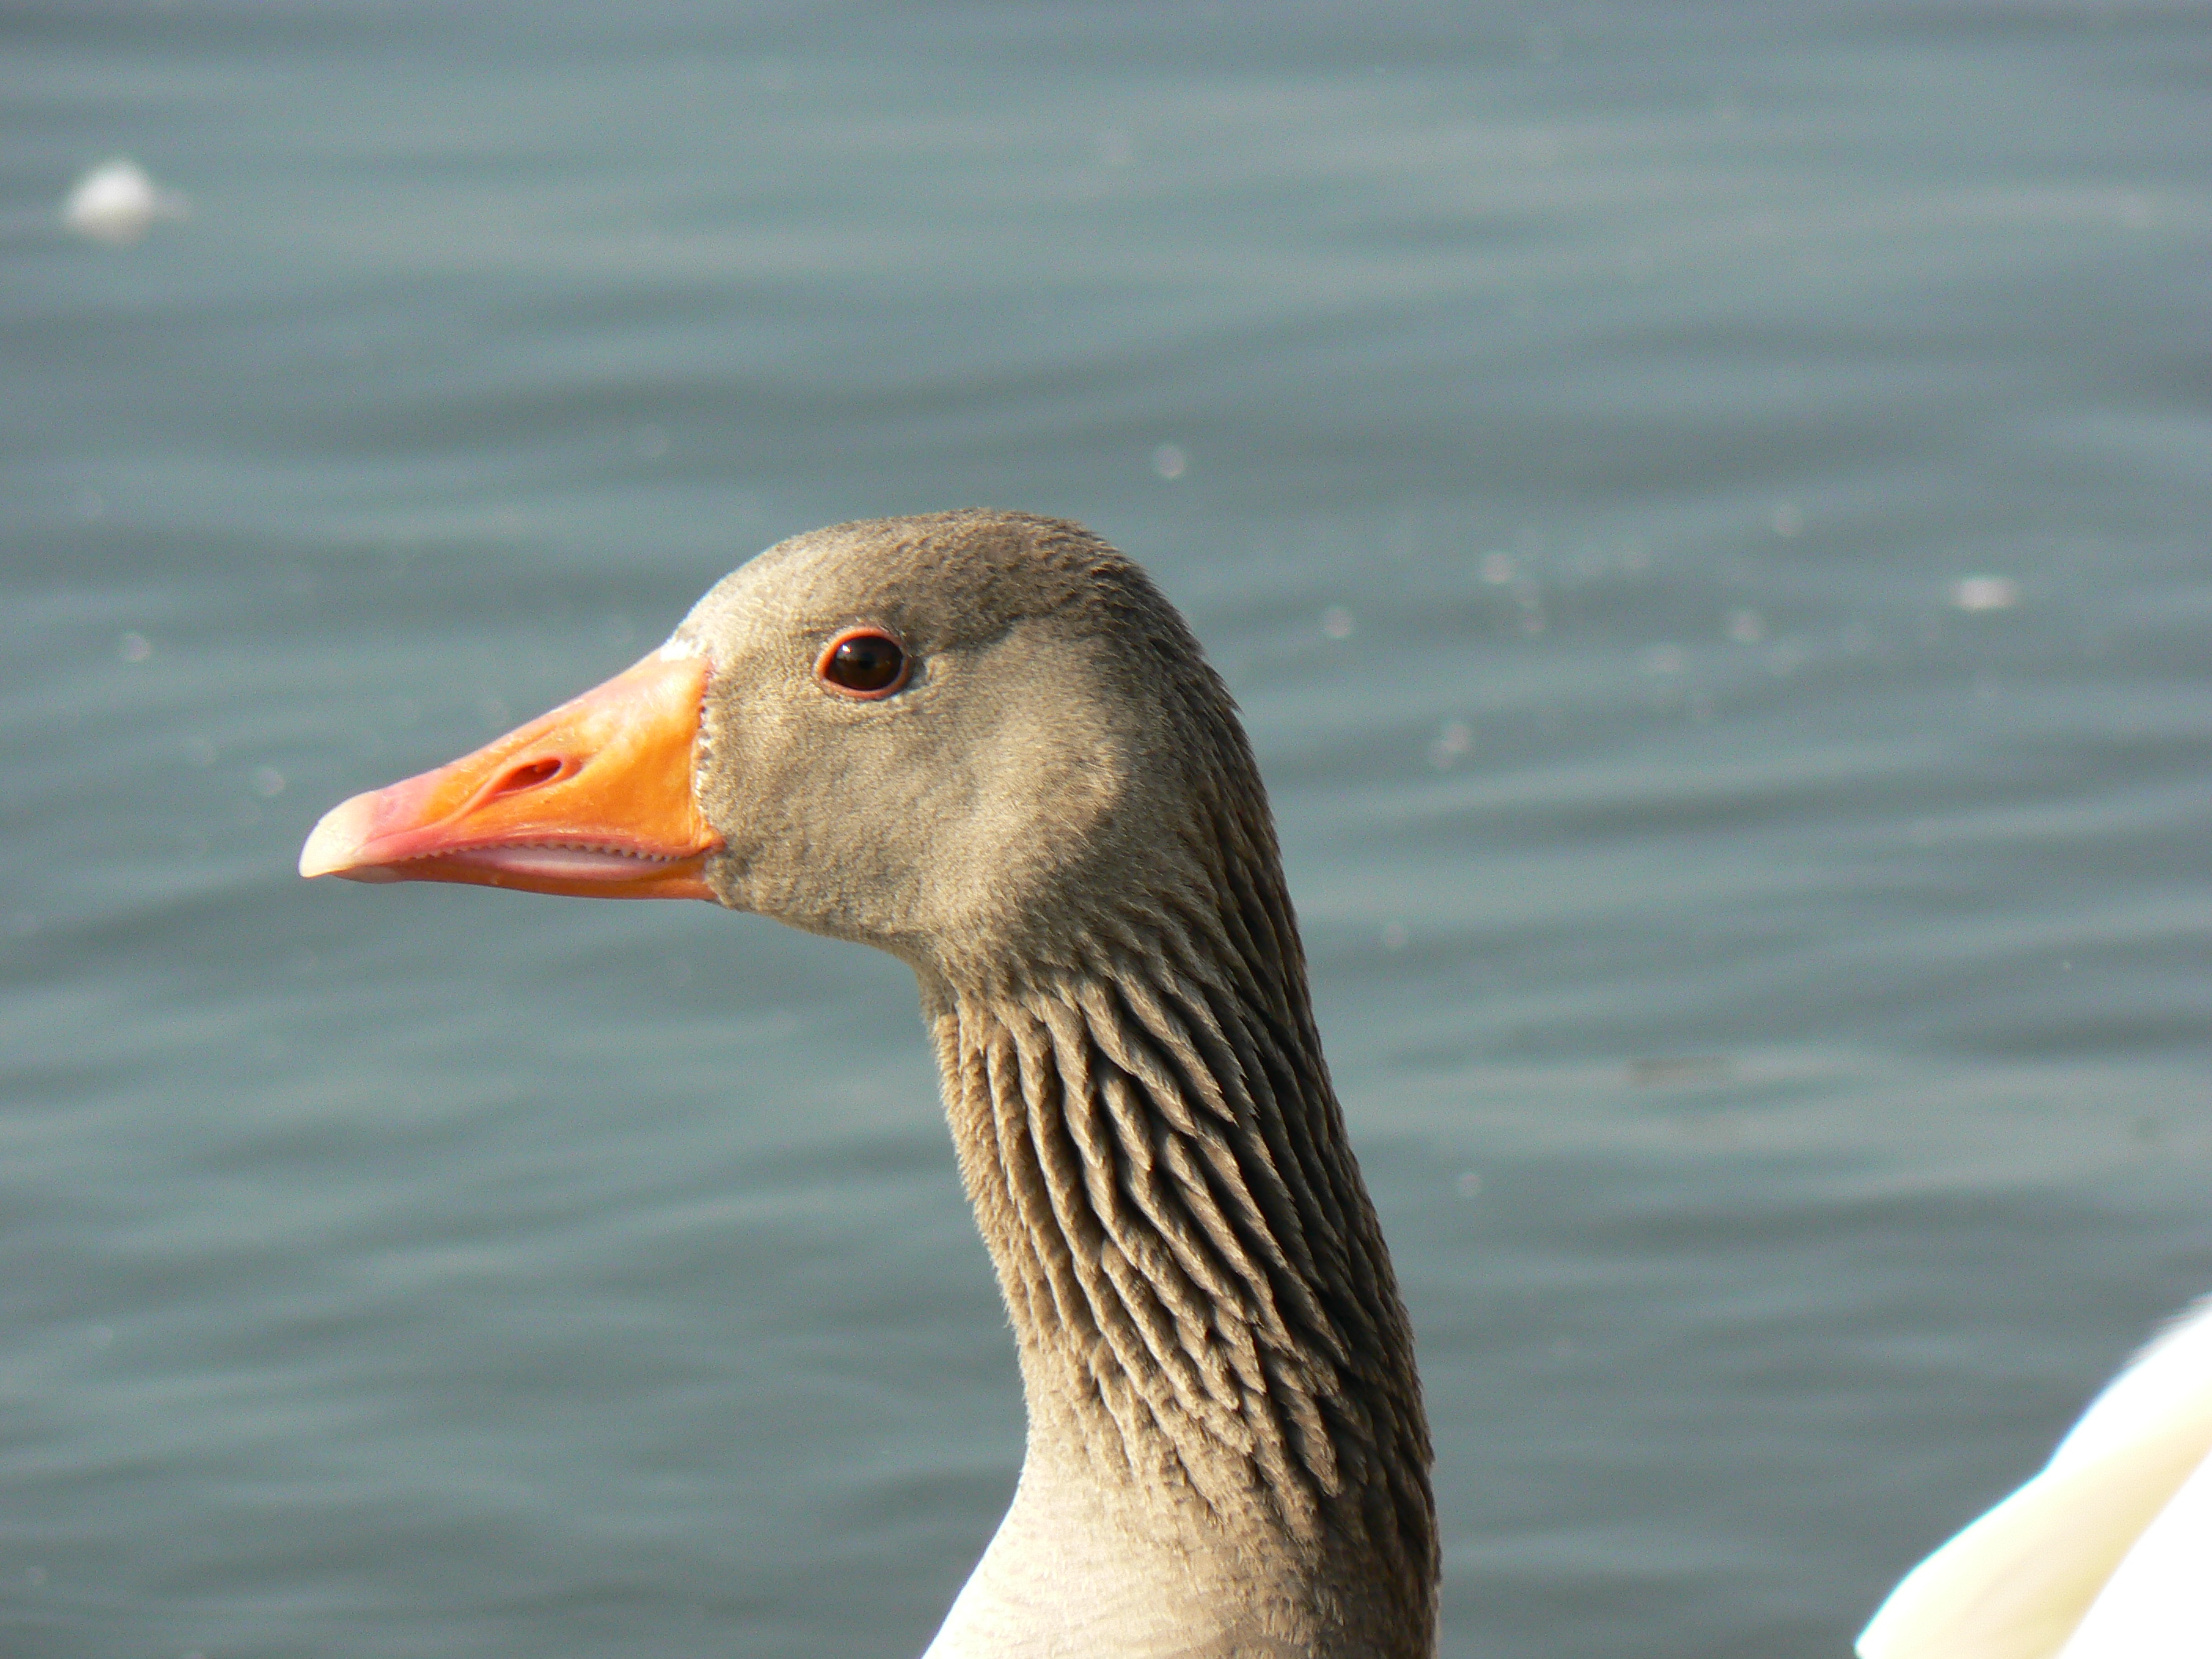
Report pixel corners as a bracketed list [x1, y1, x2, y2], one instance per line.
[63, 158, 190, 245]
[251, 766, 286, 800]
[1151, 443, 1187, 480]
[118, 632, 152, 663]
[1454, 1170, 1483, 1199]
[1430, 720, 1473, 767]
[1380, 922, 1408, 951]
[1952, 574, 2021, 612]
[1480, 551, 1517, 584]
[1771, 503, 1805, 538]
[1727, 608, 1765, 643]
[1320, 606, 1354, 639]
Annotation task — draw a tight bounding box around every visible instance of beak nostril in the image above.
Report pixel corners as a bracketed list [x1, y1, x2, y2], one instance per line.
[493, 757, 565, 797]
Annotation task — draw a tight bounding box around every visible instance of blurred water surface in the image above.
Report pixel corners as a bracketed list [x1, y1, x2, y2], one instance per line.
[4, 3, 2209, 1656]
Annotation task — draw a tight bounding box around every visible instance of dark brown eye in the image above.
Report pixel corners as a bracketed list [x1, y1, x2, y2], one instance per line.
[818, 629, 909, 697]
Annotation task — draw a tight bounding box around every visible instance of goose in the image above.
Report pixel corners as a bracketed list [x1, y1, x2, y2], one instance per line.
[301, 511, 1438, 1658]
[1859, 1295, 2212, 1659]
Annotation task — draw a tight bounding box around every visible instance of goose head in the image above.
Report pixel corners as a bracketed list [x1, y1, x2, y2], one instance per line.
[302, 510, 1258, 988]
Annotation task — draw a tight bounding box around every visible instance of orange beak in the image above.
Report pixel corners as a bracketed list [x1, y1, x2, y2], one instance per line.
[298, 652, 722, 901]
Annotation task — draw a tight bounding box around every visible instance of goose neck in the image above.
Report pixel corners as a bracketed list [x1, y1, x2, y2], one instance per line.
[923, 943, 1436, 1636]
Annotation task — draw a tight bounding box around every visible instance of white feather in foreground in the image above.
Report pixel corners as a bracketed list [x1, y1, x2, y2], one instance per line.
[1860, 1297, 2212, 1659]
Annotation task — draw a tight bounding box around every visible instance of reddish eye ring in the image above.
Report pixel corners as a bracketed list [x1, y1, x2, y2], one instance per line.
[815, 628, 910, 698]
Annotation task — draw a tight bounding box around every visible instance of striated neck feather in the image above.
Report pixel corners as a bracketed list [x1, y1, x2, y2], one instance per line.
[917, 889, 1436, 1656]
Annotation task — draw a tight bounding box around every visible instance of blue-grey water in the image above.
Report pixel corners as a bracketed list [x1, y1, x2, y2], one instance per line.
[5, 4, 2207, 1656]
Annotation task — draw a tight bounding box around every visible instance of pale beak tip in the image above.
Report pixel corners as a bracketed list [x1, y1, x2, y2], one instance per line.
[299, 794, 375, 880]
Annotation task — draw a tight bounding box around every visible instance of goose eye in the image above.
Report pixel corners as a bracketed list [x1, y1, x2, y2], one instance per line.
[818, 630, 909, 697]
